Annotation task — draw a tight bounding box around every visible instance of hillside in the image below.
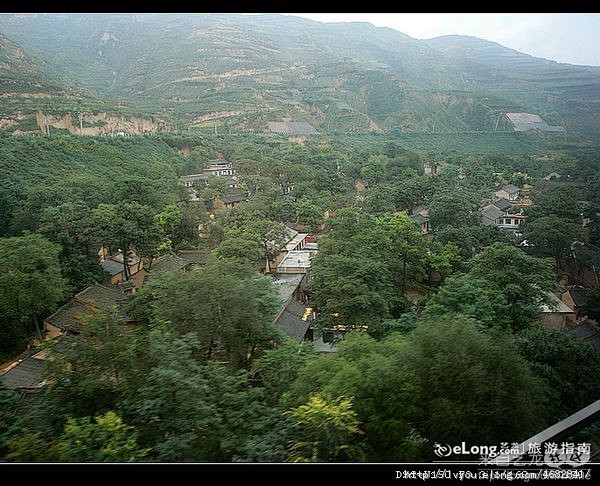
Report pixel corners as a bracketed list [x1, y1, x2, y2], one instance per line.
[425, 35, 600, 136]
[0, 14, 599, 136]
[0, 32, 90, 133]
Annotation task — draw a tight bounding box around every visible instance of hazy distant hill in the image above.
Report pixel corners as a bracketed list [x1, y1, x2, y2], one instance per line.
[0, 14, 598, 136]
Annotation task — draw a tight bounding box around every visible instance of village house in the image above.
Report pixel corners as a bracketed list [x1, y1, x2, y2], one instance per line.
[180, 159, 238, 201]
[424, 160, 445, 175]
[99, 250, 145, 287]
[44, 283, 132, 337]
[0, 349, 48, 392]
[212, 189, 249, 212]
[272, 274, 312, 343]
[266, 227, 313, 274]
[271, 273, 335, 353]
[494, 184, 521, 201]
[142, 250, 208, 284]
[560, 286, 592, 320]
[479, 197, 526, 230]
[539, 292, 577, 330]
[203, 159, 235, 177]
[409, 206, 431, 234]
[180, 173, 209, 188]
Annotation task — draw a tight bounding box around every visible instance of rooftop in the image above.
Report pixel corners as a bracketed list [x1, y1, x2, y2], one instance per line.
[410, 214, 429, 224]
[178, 250, 209, 265]
[501, 184, 520, 194]
[101, 253, 139, 276]
[220, 190, 248, 204]
[481, 205, 504, 221]
[101, 259, 125, 276]
[45, 299, 92, 333]
[180, 174, 209, 183]
[0, 356, 46, 390]
[566, 287, 590, 308]
[278, 250, 313, 271]
[45, 284, 129, 333]
[274, 300, 311, 343]
[285, 233, 309, 251]
[272, 273, 304, 303]
[492, 197, 513, 212]
[540, 292, 576, 314]
[76, 284, 127, 310]
[267, 121, 318, 135]
[566, 320, 600, 351]
[151, 254, 188, 274]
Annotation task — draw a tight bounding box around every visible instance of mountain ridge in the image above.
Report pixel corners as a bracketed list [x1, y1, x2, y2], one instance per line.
[0, 14, 598, 136]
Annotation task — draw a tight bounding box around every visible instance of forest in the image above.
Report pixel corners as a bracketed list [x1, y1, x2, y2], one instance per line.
[0, 131, 599, 462]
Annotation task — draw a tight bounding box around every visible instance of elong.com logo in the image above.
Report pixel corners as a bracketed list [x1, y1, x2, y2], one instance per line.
[434, 442, 500, 458]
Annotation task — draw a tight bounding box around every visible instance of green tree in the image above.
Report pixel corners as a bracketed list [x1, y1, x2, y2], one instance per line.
[515, 326, 600, 422]
[295, 196, 324, 233]
[285, 395, 364, 462]
[44, 311, 139, 419]
[127, 261, 281, 368]
[122, 327, 274, 461]
[428, 190, 480, 231]
[213, 229, 264, 266]
[0, 234, 67, 354]
[50, 411, 148, 462]
[466, 243, 555, 329]
[286, 332, 422, 461]
[527, 187, 582, 221]
[0, 385, 20, 455]
[404, 317, 546, 453]
[253, 340, 315, 406]
[423, 274, 511, 330]
[579, 289, 600, 322]
[360, 155, 388, 185]
[521, 216, 584, 272]
[377, 212, 429, 295]
[91, 201, 163, 278]
[38, 202, 105, 291]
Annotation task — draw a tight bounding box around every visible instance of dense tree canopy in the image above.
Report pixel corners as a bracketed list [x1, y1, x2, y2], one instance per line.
[0, 234, 67, 356]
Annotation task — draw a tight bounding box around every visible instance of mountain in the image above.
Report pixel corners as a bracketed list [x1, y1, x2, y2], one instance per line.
[0, 32, 90, 132]
[0, 14, 598, 136]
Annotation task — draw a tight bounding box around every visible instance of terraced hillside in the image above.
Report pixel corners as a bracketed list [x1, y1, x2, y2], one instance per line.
[0, 14, 599, 136]
[425, 35, 600, 136]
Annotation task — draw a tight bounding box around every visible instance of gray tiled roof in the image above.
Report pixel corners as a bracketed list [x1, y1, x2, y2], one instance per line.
[274, 298, 311, 343]
[76, 284, 127, 311]
[45, 284, 129, 332]
[492, 198, 513, 211]
[410, 214, 429, 224]
[567, 320, 600, 351]
[221, 191, 248, 204]
[178, 250, 209, 265]
[567, 287, 590, 308]
[101, 259, 124, 276]
[0, 357, 46, 390]
[45, 299, 90, 332]
[502, 184, 520, 194]
[180, 174, 209, 183]
[151, 255, 188, 274]
[481, 205, 504, 222]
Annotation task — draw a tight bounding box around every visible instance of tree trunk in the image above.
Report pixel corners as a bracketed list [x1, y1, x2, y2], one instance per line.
[401, 250, 407, 296]
[33, 316, 43, 341]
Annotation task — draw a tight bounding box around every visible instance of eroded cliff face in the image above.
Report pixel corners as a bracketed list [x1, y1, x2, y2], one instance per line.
[35, 111, 167, 135]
